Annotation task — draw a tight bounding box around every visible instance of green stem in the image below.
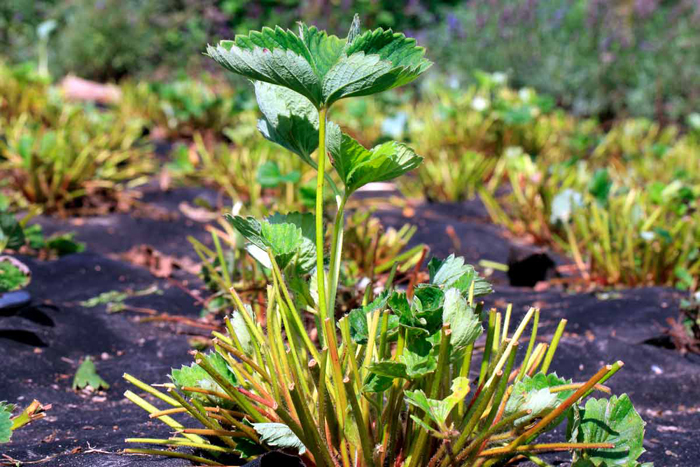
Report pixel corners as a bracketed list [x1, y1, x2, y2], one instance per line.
[327, 194, 348, 314]
[316, 107, 329, 332]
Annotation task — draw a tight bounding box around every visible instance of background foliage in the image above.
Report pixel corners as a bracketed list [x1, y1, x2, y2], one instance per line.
[2, 0, 699, 121]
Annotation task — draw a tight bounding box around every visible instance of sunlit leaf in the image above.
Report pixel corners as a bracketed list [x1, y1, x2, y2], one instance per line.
[569, 394, 646, 467]
[171, 351, 236, 404]
[329, 134, 422, 194]
[505, 373, 573, 428]
[207, 17, 431, 108]
[442, 288, 482, 348]
[428, 254, 493, 297]
[405, 377, 470, 428]
[0, 403, 12, 444]
[252, 422, 306, 455]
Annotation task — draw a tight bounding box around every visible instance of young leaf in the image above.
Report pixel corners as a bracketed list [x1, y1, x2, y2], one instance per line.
[252, 422, 307, 455]
[0, 403, 12, 443]
[405, 377, 470, 429]
[207, 18, 431, 108]
[227, 212, 315, 270]
[569, 394, 646, 467]
[170, 352, 236, 404]
[505, 373, 573, 428]
[442, 288, 482, 348]
[329, 134, 422, 195]
[428, 255, 493, 297]
[401, 346, 438, 379]
[73, 357, 110, 391]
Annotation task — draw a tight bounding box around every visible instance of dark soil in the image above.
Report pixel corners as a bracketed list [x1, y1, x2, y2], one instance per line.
[1, 188, 697, 466]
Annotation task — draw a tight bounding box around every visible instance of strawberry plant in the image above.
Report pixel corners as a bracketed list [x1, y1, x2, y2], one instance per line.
[125, 17, 650, 466]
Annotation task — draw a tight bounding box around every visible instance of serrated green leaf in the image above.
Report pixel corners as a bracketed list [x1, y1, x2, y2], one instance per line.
[256, 161, 301, 188]
[170, 352, 236, 402]
[73, 357, 110, 391]
[254, 81, 341, 167]
[207, 18, 430, 108]
[570, 394, 647, 467]
[0, 404, 12, 444]
[505, 372, 573, 428]
[252, 422, 306, 455]
[323, 27, 432, 106]
[405, 377, 470, 429]
[400, 345, 437, 379]
[428, 255, 493, 297]
[207, 27, 323, 106]
[443, 288, 482, 348]
[329, 134, 422, 194]
[226, 212, 315, 271]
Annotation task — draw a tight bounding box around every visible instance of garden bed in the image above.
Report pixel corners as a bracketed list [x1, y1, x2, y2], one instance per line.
[1, 186, 697, 466]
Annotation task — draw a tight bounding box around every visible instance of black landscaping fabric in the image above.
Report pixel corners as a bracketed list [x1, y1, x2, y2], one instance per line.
[1, 187, 697, 466]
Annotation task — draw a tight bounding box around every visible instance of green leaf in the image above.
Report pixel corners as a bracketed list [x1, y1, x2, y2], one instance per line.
[428, 255, 493, 297]
[254, 81, 341, 167]
[346, 291, 393, 344]
[252, 422, 306, 455]
[0, 403, 12, 444]
[226, 212, 315, 270]
[0, 257, 31, 293]
[323, 27, 432, 106]
[0, 212, 25, 251]
[505, 372, 573, 428]
[405, 377, 470, 429]
[401, 345, 437, 379]
[23, 224, 46, 250]
[570, 394, 647, 467]
[207, 18, 431, 108]
[170, 352, 236, 404]
[443, 288, 482, 348]
[367, 361, 408, 379]
[330, 134, 422, 194]
[73, 357, 110, 391]
[588, 169, 613, 204]
[230, 309, 254, 354]
[362, 373, 394, 393]
[257, 161, 301, 188]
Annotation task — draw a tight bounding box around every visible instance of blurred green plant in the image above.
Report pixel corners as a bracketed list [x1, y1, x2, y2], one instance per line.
[0, 109, 153, 213]
[429, 0, 700, 122]
[481, 123, 700, 288]
[119, 78, 251, 139]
